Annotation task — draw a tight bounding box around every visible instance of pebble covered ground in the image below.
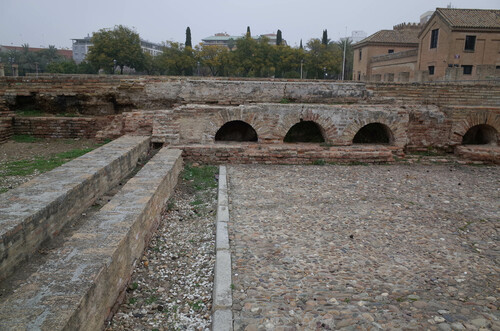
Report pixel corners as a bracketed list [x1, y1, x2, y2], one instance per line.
[228, 164, 499, 330]
[107, 165, 218, 331]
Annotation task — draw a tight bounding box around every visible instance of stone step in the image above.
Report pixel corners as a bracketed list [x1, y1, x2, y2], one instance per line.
[0, 135, 150, 281]
[0, 148, 183, 331]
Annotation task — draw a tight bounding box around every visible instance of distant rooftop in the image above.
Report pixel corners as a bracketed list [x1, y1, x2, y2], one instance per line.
[354, 28, 420, 47]
[434, 8, 500, 29]
[0, 45, 73, 59]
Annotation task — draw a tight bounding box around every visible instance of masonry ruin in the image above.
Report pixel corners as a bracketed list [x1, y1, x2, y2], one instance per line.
[1, 75, 498, 163]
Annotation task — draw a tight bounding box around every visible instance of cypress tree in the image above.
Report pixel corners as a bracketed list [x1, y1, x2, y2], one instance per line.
[185, 27, 192, 47]
[299, 39, 303, 49]
[246, 26, 251, 38]
[276, 29, 282, 46]
[322, 29, 328, 45]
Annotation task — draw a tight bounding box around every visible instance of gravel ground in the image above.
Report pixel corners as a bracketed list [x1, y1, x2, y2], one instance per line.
[228, 164, 499, 330]
[107, 170, 217, 331]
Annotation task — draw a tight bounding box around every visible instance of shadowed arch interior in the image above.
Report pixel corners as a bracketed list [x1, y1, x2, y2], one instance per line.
[215, 120, 258, 142]
[353, 123, 394, 144]
[462, 124, 498, 145]
[284, 121, 325, 143]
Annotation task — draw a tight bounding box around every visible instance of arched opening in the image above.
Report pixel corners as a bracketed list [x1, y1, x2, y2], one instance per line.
[353, 123, 393, 144]
[283, 121, 325, 143]
[215, 120, 258, 142]
[462, 124, 498, 145]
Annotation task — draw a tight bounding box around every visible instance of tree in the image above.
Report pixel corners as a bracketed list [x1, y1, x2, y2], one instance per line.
[197, 44, 230, 76]
[322, 30, 329, 45]
[155, 41, 196, 75]
[185, 27, 192, 48]
[276, 30, 282, 46]
[246, 26, 251, 38]
[299, 39, 303, 49]
[227, 38, 235, 51]
[305, 38, 341, 79]
[87, 25, 145, 74]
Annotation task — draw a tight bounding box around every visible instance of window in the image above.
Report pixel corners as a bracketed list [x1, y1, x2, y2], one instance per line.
[462, 65, 473, 75]
[359, 49, 362, 61]
[428, 66, 435, 75]
[430, 29, 439, 49]
[464, 36, 476, 51]
[388, 49, 394, 54]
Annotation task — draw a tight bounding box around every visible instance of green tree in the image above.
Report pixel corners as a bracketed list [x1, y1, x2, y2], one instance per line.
[305, 38, 341, 79]
[276, 30, 282, 46]
[299, 39, 303, 49]
[246, 26, 251, 38]
[155, 41, 195, 75]
[227, 38, 236, 51]
[185, 27, 192, 48]
[197, 44, 230, 76]
[322, 30, 329, 45]
[86, 25, 145, 74]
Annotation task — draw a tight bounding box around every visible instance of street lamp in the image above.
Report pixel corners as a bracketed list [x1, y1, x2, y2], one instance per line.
[323, 67, 327, 79]
[300, 59, 304, 79]
[197, 61, 200, 76]
[113, 59, 117, 74]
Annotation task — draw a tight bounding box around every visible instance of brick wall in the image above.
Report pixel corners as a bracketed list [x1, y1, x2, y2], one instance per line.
[367, 82, 500, 107]
[13, 116, 115, 139]
[0, 99, 13, 144]
[179, 144, 401, 165]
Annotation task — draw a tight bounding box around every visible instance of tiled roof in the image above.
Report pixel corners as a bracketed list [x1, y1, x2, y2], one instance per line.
[436, 8, 500, 29]
[354, 29, 419, 47]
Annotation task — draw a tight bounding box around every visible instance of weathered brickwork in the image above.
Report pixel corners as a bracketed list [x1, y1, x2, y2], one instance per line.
[12, 116, 114, 139]
[0, 99, 13, 144]
[180, 144, 400, 164]
[0, 76, 499, 162]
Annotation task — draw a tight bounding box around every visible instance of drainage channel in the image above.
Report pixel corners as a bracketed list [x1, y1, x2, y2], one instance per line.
[0, 146, 161, 299]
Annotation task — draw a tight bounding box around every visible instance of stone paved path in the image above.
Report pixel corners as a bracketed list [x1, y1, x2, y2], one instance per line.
[227, 164, 499, 330]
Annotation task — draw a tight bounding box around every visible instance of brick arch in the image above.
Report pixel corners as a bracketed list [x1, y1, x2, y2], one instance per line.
[451, 112, 500, 146]
[274, 109, 339, 143]
[207, 109, 266, 143]
[342, 116, 407, 147]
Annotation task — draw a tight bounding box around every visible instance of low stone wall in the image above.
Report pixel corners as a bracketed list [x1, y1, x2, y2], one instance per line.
[179, 143, 400, 164]
[0, 135, 150, 281]
[13, 116, 115, 139]
[0, 117, 13, 144]
[455, 145, 500, 164]
[0, 148, 183, 330]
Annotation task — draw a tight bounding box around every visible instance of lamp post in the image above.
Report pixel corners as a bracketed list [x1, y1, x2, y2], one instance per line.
[323, 67, 327, 79]
[300, 59, 303, 79]
[113, 59, 117, 74]
[197, 61, 200, 76]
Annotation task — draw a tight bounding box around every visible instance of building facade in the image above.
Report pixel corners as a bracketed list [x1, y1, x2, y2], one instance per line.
[417, 8, 500, 82]
[202, 32, 287, 48]
[353, 8, 500, 82]
[352, 24, 420, 82]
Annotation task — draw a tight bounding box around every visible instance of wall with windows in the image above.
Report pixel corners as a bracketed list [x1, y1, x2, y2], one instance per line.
[418, 16, 500, 81]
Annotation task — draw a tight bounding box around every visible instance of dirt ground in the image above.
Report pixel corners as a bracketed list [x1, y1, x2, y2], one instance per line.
[0, 138, 100, 163]
[0, 138, 102, 193]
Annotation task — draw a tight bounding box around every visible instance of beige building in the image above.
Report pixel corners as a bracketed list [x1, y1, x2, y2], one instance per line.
[353, 8, 500, 82]
[352, 24, 420, 82]
[417, 8, 500, 81]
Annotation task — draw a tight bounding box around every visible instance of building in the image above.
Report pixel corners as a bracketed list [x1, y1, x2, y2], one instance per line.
[202, 32, 287, 48]
[352, 24, 420, 82]
[417, 8, 500, 82]
[352, 8, 500, 83]
[71, 35, 163, 64]
[0, 45, 73, 60]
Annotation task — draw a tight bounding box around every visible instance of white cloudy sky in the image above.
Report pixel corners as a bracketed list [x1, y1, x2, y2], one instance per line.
[1, 0, 499, 49]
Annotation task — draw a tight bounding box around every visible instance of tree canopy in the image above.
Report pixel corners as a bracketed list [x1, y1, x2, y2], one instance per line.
[87, 25, 145, 74]
[276, 30, 283, 46]
[185, 27, 192, 48]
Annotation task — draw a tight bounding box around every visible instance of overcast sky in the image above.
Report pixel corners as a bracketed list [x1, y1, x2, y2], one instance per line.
[1, 0, 499, 49]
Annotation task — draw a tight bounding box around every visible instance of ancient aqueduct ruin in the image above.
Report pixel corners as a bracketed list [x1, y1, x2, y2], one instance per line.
[0, 76, 498, 329]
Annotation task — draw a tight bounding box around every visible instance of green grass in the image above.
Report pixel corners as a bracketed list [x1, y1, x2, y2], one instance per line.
[145, 295, 158, 304]
[183, 164, 218, 191]
[15, 109, 44, 117]
[0, 148, 94, 177]
[12, 134, 39, 143]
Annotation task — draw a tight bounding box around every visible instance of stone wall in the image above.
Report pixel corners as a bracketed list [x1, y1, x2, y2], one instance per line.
[12, 116, 115, 139]
[367, 82, 500, 107]
[0, 99, 13, 144]
[180, 144, 399, 165]
[0, 76, 369, 115]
